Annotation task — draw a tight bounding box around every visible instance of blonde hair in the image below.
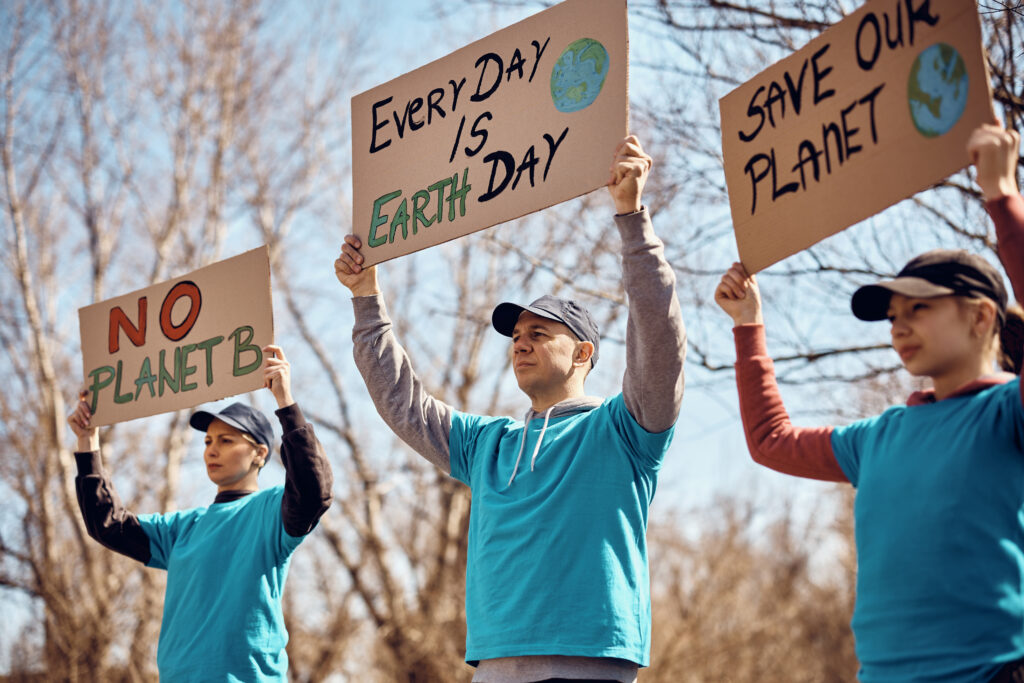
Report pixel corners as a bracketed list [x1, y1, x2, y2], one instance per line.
[958, 297, 1024, 374]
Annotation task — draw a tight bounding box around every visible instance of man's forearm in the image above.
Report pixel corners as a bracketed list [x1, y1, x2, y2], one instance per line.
[617, 208, 686, 433]
[351, 294, 453, 471]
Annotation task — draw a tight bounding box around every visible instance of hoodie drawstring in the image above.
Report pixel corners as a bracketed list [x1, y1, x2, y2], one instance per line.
[506, 405, 554, 487]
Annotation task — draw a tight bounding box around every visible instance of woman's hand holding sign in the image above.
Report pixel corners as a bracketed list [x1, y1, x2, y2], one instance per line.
[68, 391, 100, 452]
[262, 345, 294, 409]
[715, 262, 764, 327]
[968, 123, 1021, 202]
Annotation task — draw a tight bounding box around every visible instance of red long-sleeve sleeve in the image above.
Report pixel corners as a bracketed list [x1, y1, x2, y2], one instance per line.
[986, 192, 1024, 407]
[733, 324, 848, 482]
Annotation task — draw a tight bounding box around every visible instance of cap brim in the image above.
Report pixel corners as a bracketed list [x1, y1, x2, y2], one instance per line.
[492, 302, 564, 337]
[188, 410, 252, 437]
[851, 277, 956, 321]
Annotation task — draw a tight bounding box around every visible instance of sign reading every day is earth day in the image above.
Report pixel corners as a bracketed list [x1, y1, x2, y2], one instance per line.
[77, 247, 274, 427]
[719, 0, 995, 273]
[350, 0, 627, 266]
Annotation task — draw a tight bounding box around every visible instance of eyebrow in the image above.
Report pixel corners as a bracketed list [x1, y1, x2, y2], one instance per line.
[512, 322, 556, 336]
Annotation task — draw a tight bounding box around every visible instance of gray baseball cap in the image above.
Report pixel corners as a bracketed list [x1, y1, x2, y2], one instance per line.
[491, 294, 600, 365]
[851, 249, 1007, 323]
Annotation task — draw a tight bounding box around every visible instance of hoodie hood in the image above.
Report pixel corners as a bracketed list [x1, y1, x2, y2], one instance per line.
[506, 396, 603, 487]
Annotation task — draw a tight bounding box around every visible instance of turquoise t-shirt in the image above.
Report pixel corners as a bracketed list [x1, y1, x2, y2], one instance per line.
[449, 393, 674, 666]
[138, 486, 303, 682]
[832, 379, 1024, 682]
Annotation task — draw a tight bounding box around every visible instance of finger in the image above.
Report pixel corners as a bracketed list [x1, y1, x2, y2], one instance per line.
[262, 344, 284, 361]
[335, 254, 362, 275]
[344, 234, 362, 249]
[341, 241, 364, 264]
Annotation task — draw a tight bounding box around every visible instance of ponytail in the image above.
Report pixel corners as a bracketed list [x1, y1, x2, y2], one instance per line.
[998, 304, 1024, 374]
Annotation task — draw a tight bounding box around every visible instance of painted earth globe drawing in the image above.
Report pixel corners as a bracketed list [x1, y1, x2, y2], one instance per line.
[550, 38, 609, 113]
[907, 43, 968, 138]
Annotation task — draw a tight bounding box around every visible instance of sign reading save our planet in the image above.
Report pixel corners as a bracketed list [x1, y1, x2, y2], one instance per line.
[350, 0, 627, 266]
[719, 0, 994, 273]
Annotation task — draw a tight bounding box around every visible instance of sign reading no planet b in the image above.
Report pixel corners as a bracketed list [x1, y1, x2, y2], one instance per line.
[78, 247, 274, 427]
[351, 0, 628, 266]
[720, 0, 995, 273]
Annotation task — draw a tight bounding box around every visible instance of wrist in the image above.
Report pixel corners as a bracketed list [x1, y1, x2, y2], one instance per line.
[982, 178, 1019, 202]
[614, 200, 642, 215]
[77, 433, 99, 452]
[733, 311, 764, 326]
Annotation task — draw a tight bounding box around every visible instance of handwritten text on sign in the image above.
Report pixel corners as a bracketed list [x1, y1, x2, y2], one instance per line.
[720, 0, 994, 272]
[78, 247, 274, 426]
[351, 0, 628, 266]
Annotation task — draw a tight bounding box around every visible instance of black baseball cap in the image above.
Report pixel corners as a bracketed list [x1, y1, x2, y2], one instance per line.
[491, 294, 600, 365]
[190, 403, 275, 455]
[851, 249, 1008, 322]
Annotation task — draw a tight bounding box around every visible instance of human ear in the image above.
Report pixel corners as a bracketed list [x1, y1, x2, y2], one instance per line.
[574, 341, 595, 365]
[255, 444, 269, 468]
[973, 299, 998, 338]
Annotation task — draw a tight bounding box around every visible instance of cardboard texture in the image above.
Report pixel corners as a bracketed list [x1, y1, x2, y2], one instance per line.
[78, 246, 274, 427]
[351, 0, 628, 266]
[719, 0, 995, 273]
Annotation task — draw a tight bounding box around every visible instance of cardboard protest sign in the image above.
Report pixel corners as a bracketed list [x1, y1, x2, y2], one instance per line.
[350, 0, 627, 266]
[720, 0, 994, 273]
[78, 247, 273, 427]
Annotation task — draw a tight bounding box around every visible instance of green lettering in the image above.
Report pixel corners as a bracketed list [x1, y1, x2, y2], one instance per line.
[195, 335, 225, 386]
[389, 198, 410, 243]
[113, 360, 133, 404]
[134, 357, 158, 400]
[86, 366, 115, 413]
[180, 344, 199, 391]
[427, 177, 453, 224]
[230, 325, 262, 377]
[158, 347, 179, 397]
[412, 189, 434, 233]
[449, 167, 471, 221]
[368, 190, 402, 248]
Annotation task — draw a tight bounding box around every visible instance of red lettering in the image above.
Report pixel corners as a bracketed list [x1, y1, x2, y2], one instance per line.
[159, 281, 202, 341]
[107, 298, 147, 353]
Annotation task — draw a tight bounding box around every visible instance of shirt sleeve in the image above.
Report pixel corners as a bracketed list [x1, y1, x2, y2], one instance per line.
[448, 411, 507, 486]
[604, 394, 675, 473]
[351, 294, 454, 473]
[986, 192, 1024, 408]
[276, 403, 333, 538]
[616, 208, 686, 434]
[733, 324, 848, 483]
[74, 451, 152, 564]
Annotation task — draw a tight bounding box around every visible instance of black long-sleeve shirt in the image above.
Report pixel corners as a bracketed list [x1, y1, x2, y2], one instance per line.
[74, 403, 333, 564]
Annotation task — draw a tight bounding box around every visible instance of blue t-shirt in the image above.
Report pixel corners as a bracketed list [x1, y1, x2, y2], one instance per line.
[449, 394, 674, 666]
[138, 486, 303, 682]
[832, 379, 1024, 682]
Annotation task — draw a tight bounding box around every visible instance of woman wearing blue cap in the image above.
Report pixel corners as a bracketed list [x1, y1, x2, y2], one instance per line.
[715, 122, 1024, 682]
[67, 345, 332, 682]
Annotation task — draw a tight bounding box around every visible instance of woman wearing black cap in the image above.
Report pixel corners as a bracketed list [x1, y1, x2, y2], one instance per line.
[715, 122, 1024, 682]
[67, 344, 332, 682]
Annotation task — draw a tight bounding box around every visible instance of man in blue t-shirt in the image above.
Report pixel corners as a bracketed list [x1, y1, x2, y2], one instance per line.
[334, 136, 685, 682]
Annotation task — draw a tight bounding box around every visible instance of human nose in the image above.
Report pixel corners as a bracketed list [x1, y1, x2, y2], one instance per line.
[890, 316, 909, 338]
[513, 336, 529, 354]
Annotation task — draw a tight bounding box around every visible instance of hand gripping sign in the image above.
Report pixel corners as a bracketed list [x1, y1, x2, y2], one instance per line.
[719, 0, 995, 273]
[350, 0, 628, 266]
[78, 247, 274, 426]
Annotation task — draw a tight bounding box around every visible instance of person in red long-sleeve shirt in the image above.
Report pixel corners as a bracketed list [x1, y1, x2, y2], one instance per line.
[715, 123, 1024, 683]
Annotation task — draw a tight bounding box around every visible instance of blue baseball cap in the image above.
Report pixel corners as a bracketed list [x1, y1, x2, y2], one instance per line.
[190, 403, 275, 456]
[492, 294, 600, 366]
